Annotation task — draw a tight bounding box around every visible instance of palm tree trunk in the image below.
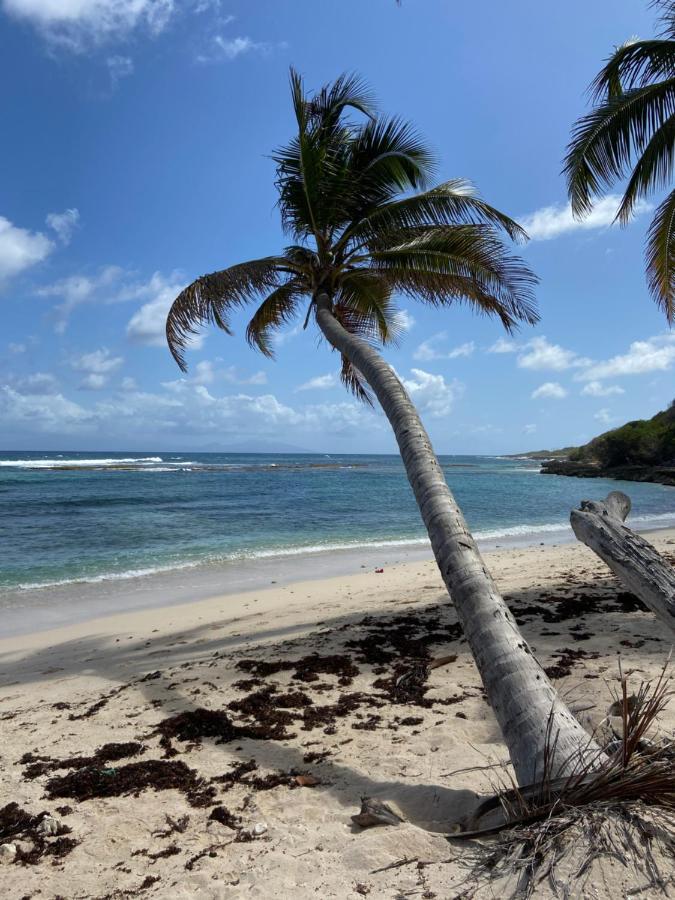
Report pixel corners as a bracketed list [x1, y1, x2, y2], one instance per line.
[315, 292, 604, 786]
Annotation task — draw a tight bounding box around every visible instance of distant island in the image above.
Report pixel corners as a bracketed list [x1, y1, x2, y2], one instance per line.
[514, 402, 675, 487]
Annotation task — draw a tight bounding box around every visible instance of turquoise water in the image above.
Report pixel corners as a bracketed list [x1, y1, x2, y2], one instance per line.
[1, 451, 674, 603]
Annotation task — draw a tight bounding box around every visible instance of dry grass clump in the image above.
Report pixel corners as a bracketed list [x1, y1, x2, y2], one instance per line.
[451, 662, 675, 898]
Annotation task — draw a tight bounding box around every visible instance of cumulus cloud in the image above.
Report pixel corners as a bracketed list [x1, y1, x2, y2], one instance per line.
[523, 423, 537, 434]
[0, 215, 54, 282]
[413, 333, 474, 362]
[8, 342, 27, 354]
[188, 360, 266, 387]
[400, 368, 462, 418]
[296, 373, 336, 391]
[125, 271, 194, 348]
[576, 333, 675, 381]
[517, 336, 590, 372]
[70, 347, 123, 389]
[8, 371, 59, 395]
[581, 381, 625, 397]
[2, 0, 175, 51]
[594, 408, 616, 426]
[45, 208, 79, 244]
[488, 337, 518, 354]
[0, 385, 90, 432]
[531, 381, 567, 400]
[521, 194, 651, 241]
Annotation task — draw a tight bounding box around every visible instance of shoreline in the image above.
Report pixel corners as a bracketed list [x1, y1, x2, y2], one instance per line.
[1, 520, 674, 649]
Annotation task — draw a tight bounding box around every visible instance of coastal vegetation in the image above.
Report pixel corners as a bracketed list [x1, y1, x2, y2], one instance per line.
[167, 70, 605, 786]
[566, 0, 675, 321]
[539, 401, 675, 485]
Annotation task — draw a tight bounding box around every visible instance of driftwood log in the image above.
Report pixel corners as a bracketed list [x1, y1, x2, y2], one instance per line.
[570, 491, 675, 635]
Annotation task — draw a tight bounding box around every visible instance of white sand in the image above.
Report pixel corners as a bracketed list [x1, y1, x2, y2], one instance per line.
[1, 531, 674, 898]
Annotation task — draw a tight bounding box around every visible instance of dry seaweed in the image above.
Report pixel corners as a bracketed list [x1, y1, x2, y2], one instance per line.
[45, 759, 215, 808]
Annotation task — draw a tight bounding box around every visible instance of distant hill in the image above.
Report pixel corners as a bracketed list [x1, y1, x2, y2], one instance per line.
[534, 402, 675, 487]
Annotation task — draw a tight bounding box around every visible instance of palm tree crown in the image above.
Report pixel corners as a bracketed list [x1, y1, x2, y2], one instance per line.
[565, 0, 675, 322]
[167, 69, 539, 396]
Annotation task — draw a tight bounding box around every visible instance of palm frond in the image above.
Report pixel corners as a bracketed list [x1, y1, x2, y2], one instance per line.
[366, 226, 539, 328]
[166, 257, 293, 370]
[617, 113, 675, 221]
[245, 280, 307, 357]
[339, 354, 374, 405]
[646, 187, 675, 320]
[565, 79, 675, 217]
[591, 39, 675, 101]
[337, 269, 400, 345]
[337, 180, 528, 254]
[305, 70, 376, 129]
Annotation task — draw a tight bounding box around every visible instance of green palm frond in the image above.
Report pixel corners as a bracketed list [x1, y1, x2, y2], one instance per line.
[366, 226, 539, 327]
[617, 113, 675, 221]
[166, 257, 294, 370]
[591, 40, 675, 101]
[646, 187, 675, 319]
[566, 79, 675, 217]
[337, 269, 400, 345]
[246, 280, 308, 357]
[337, 180, 528, 254]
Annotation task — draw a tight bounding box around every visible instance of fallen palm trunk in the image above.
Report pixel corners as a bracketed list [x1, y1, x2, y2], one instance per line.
[570, 491, 675, 635]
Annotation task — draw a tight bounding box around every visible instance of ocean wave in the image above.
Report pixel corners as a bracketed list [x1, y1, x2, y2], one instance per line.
[0, 457, 164, 469]
[9, 512, 675, 593]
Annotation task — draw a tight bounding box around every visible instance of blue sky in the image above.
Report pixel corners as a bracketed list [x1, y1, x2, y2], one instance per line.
[1, 0, 673, 454]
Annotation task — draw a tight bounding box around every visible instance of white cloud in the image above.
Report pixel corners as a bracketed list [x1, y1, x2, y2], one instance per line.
[0, 385, 90, 432]
[71, 347, 123, 375]
[580, 380, 625, 397]
[45, 208, 79, 245]
[70, 347, 123, 390]
[2, 0, 176, 51]
[273, 323, 302, 347]
[79, 372, 107, 390]
[518, 336, 590, 372]
[532, 381, 567, 400]
[577, 333, 675, 381]
[400, 368, 462, 418]
[107, 54, 133, 85]
[120, 376, 137, 391]
[523, 423, 537, 434]
[125, 271, 199, 349]
[488, 337, 518, 354]
[594, 408, 616, 426]
[296, 373, 336, 392]
[8, 342, 26, 354]
[521, 194, 651, 241]
[8, 372, 59, 395]
[413, 333, 474, 362]
[394, 309, 415, 332]
[197, 33, 287, 63]
[0, 215, 54, 281]
[37, 265, 124, 332]
[222, 366, 267, 386]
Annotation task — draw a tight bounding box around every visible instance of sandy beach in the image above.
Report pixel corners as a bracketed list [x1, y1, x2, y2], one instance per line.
[1, 530, 675, 899]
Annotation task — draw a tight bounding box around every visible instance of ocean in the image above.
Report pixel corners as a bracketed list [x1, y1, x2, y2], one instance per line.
[2, 451, 674, 633]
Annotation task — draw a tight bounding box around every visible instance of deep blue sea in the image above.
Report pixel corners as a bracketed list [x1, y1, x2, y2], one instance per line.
[2, 451, 675, 605]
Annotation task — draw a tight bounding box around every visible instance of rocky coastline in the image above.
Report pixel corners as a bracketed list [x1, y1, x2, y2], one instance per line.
[540, 459, 675, 487]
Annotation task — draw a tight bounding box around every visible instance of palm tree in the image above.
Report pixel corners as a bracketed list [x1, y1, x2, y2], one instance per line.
[166, 70, 603, 786]
[565, 0, 675, 322]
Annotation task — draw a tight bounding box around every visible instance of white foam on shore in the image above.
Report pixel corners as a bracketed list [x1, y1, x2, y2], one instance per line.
[0, 457, 165, 468]
[11, 511, 675, 594]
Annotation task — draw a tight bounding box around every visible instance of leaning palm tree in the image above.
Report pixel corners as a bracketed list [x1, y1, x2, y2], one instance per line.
[166, 70, 603, 786]
[565, 0, 675, 322]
